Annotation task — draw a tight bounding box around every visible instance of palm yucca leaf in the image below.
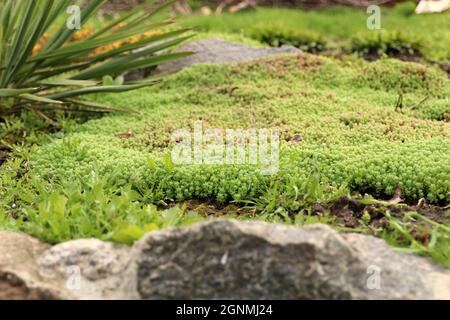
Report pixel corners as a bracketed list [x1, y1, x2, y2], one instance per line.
[0, 0, 193, 116]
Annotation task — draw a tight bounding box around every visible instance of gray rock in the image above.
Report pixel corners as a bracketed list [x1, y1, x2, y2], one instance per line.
[156, 38, 300, 74]
[1, 220, 449, 299]
[38, 239, 137, 299]
[342, 232, 450, 299]
[0, 231, 70, 299]
[0, 233, 136, 299]
[134, 220, 450, 299]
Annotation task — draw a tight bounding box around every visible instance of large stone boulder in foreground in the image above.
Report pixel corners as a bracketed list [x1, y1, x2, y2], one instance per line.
[1, 220, 449, 299]
[134, 220, 449, 299]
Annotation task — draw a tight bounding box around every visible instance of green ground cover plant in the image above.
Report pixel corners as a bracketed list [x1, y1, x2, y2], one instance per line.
[3, 53, 448, 217]
[350, 30, 423, 59]
[0, 155, 202, 244]
[247, 24, 326, 53]
[180, 4, 450, 63]
[0, 4, 449, 267]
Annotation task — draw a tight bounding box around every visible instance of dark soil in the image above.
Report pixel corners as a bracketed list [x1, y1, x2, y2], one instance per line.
[311, 196, 450, 229]
[361, 51, 423, 63]
[173, 199, 246, 217]
[176, 196, 450, 229]
[440, 62, 450, 76]
[0, 145, 11, 167]
[176, 196, 449, 247]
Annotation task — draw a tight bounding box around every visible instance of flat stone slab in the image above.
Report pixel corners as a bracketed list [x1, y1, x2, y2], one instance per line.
[156, 38, 300, 74]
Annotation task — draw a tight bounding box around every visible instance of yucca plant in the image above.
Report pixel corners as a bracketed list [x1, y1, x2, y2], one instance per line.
[0, 0, 192, 118]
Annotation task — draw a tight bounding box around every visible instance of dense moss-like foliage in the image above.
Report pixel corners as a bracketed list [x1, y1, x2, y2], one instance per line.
[354, 58, 446, 96]
[350, 31, 423, 58]
[248, 24, 326, 53]
[29, 53, 450, 204]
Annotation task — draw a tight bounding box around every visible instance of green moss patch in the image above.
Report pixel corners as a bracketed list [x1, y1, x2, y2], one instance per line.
[29, 53, 450, 204]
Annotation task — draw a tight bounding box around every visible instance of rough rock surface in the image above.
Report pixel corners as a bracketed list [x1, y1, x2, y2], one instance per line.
[134, 220, 450, 299]
[1, 220, 449, 299]
[0, 231, 68, 299]
[38, 239, 137, 299]
[156, 38, 300, 74]
[342, 232, 450, 299]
